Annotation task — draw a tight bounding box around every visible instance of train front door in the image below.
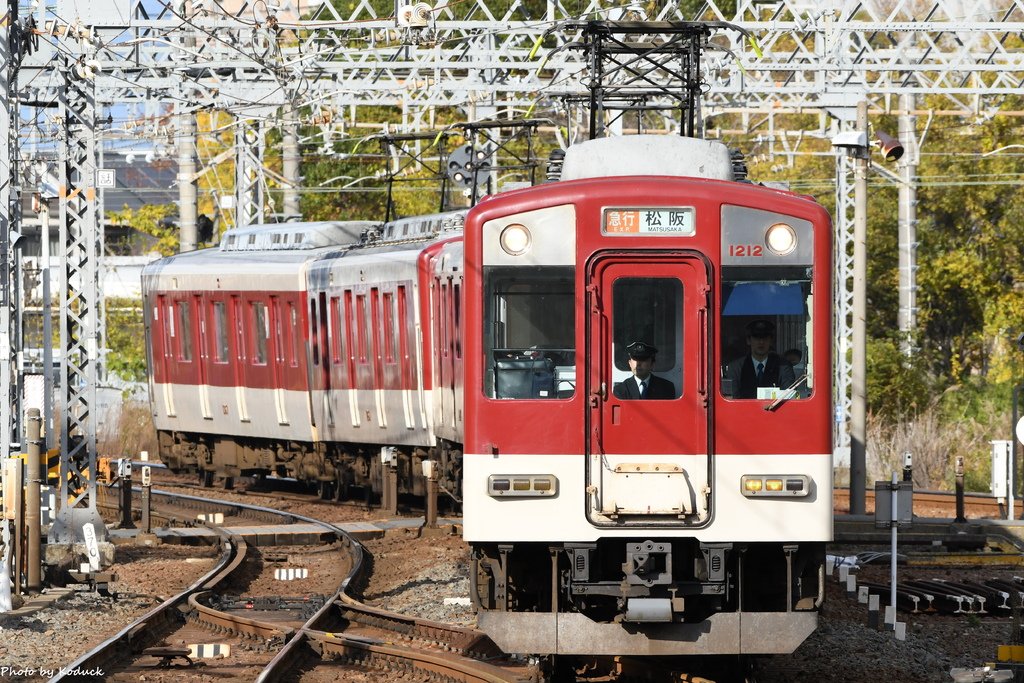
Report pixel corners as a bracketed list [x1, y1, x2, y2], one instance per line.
[585, 253, 712, 526]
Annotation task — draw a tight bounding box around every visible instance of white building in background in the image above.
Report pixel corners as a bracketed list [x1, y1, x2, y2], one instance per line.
[101, 254, 161, 298]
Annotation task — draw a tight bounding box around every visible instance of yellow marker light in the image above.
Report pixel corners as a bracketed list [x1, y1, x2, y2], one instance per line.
[765, 222, 797, 256]
[499, 223, 532, 256]
[742, 474, 812, 497]
[488, 474, 558, 497]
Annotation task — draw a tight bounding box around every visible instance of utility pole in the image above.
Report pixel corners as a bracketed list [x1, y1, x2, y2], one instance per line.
[282, 109, 301, 222]
[850, 100, 869, 517]
[896, 94, 918, 355]
[178, 106, 198, 252]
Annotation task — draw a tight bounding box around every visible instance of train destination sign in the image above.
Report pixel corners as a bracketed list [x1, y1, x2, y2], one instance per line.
[603, 208, 695, 236]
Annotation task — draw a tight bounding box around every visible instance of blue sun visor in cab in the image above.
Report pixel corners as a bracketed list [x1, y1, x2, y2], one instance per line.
[722, 282, 805, 316]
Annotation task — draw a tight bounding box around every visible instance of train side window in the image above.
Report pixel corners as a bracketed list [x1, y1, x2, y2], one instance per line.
[175, 300, 193, 362]
[453, 282, 462, 360]
[356, 294, 368, 363]
[288, 302, 299, 367]
[483, 265, 575, 399]
[344, 291, 356, 381]
[330, 296, 343, 364]
[440, 281, 450, 359]
[213, 301, 229, 363]
[309, 298, 319, 366]
[233, 296, 245, 363]
[720, 266, 812, 400]
[383, 291, 396, 364]
[370, 287, 382, 369]
[159, 296, 172, 359]
[251, 301, 268, 365]
[397, 285, 412, 385]
[272, 297, 285, 364]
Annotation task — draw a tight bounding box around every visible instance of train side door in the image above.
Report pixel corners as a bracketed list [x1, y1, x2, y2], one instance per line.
[155, 294, 176, 417]
[586, 253, 712, 526]
[194, 294, 212, 420]
[270, 296, 289, 425]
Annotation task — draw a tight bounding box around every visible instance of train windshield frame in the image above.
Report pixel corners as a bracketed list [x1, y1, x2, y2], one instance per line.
[720, 264, 814, 400]
[482, 265, 576, 400]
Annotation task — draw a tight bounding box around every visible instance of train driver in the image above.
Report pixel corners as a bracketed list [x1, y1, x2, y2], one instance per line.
[723, 319, 795, 399]
[613, 341, 676, 400]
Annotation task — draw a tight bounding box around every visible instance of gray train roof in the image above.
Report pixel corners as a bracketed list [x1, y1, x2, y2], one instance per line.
[142, 214, 465, 293]
[561, 135, 734, 181]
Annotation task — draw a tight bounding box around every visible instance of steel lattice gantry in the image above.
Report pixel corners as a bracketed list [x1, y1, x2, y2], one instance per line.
[49, 52, 105, 542]
[1, 0, 1024, 529]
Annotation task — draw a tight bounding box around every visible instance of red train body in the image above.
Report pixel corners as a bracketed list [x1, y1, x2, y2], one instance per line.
[143, 134, 833, 661]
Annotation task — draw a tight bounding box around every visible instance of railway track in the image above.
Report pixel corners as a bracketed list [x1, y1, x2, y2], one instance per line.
[833, 486, 1021, 518]
[75, 485, 538, 682]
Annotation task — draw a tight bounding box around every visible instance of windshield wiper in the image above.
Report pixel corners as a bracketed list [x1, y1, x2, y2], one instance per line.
[764, 374, 808, 412]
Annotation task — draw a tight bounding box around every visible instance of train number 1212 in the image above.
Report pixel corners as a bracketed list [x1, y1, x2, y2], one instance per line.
[728, 244, 764, 257]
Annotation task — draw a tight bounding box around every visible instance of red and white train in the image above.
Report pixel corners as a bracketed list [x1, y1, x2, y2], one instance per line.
[143, 133, 833, 661]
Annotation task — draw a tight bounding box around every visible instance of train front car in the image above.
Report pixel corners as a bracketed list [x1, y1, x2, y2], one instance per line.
[462, 135, 833, 659]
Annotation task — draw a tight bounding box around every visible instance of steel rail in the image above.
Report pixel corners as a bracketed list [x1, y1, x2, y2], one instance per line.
[253, 515, 536, 682]
[48, 527, 240, 681]
[187, 589, 296, 641]
[309, 630, 537, 683]
[55, 490, 346, 681]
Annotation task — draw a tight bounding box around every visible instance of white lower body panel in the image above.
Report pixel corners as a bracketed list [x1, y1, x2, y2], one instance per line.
[463, 452, 832, 542]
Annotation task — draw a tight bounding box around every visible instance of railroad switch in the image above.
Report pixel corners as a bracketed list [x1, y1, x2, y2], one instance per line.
[66, 570, 116, 596]
[141, 647, 194, 669]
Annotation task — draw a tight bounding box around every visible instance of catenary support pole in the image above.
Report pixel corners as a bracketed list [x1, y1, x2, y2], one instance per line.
[850, 101, 869, 515]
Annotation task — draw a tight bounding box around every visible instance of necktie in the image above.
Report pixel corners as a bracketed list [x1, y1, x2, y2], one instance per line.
[639, 380, 647, 398]
[756, 362, 765, 383]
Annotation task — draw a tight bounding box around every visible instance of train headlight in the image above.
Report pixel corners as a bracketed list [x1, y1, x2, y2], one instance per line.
[741, 474, 810, 497]
[488, 474, 557, 497]
[765, 222, 797, 256]
[499, 223, 532, 256]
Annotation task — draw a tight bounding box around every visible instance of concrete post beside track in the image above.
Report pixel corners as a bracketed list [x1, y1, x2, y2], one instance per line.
[140, 451, 151, 535]
[955, 456, 967, 523]
[10, 457, 22, 595]
[118, 460, 135, 530]
[385, 464, 398, 517]
[25, 409, 42, 591]
[423, 460, 438, 528]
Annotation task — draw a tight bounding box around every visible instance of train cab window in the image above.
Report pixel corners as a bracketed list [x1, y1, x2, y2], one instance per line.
[251, 302, 268, 365]
[611, 277, 682, 399]
[212, 301, 229, 363]
[720, 266, 812, 400]
[483, 265, 575, 399]
[175, 301, 193, 362]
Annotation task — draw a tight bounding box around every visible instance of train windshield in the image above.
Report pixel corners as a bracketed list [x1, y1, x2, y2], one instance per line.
[720, 265, 812, 400]
[483, 265, 575, 399]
